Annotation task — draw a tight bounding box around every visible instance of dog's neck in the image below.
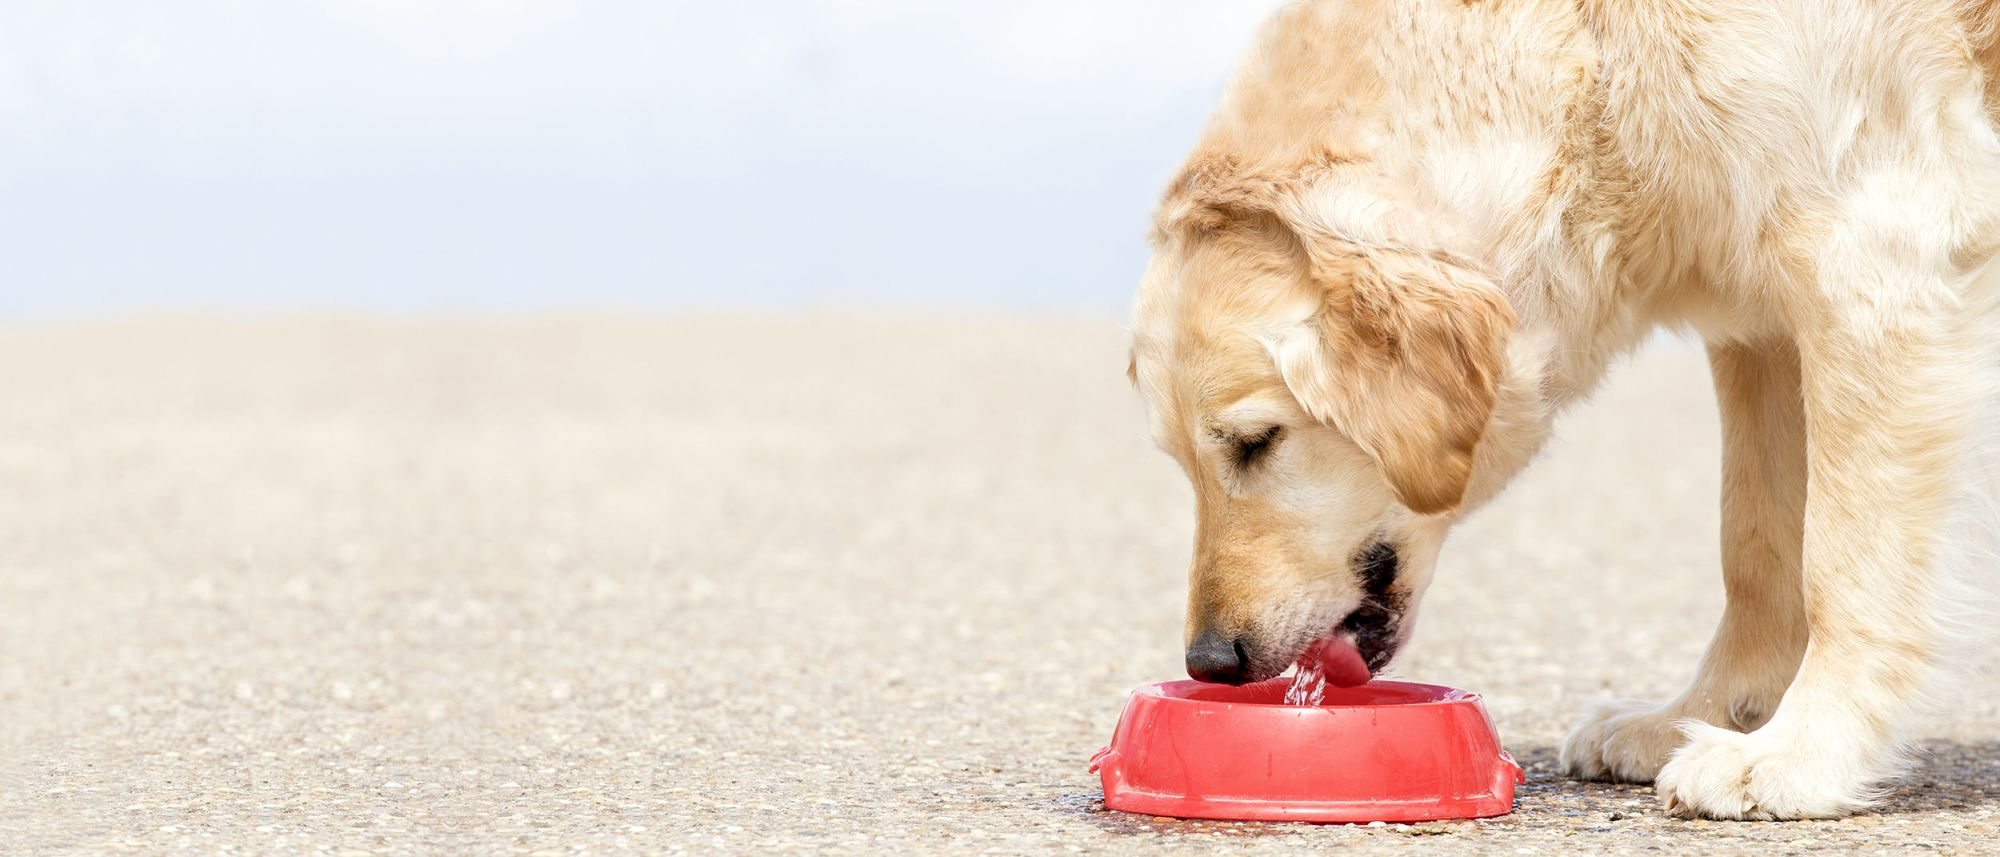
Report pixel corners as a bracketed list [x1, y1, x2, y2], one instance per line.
[1416, 146, 1657, 517]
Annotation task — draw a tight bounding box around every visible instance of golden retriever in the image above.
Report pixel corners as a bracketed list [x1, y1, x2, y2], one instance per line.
[1127, 0, 2000, 820]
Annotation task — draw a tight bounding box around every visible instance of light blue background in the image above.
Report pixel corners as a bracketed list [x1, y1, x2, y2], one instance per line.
[0, 1, 1284, 318]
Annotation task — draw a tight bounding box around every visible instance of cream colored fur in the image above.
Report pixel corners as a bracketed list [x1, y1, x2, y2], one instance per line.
[1130, 0, 2000, 819]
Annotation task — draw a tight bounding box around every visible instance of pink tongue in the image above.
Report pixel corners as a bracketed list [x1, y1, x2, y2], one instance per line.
[1299, 637, 1372, 688]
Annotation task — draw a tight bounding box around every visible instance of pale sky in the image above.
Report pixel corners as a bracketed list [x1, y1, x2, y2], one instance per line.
[0, 1, 1285, 317]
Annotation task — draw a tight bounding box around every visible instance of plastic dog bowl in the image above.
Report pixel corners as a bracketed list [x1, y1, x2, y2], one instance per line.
[1090, 678, 1522, 823]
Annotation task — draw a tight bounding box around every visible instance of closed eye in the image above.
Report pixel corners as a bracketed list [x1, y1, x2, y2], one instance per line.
[1233, 426, 1282, 469]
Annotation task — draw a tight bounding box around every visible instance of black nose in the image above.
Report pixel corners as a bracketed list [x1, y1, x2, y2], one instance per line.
[1185, 628, 1254, 685]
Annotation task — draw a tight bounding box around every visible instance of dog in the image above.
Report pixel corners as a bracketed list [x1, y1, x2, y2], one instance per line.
[1126, 0, 2000, 820]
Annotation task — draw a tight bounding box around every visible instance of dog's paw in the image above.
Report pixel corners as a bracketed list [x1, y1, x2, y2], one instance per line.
[1654, 721, 1876, 820]
[1559, 699, 1693, 783]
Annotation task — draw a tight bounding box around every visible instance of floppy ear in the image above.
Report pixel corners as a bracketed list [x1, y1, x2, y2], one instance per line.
[1267, 246, 1514, 515]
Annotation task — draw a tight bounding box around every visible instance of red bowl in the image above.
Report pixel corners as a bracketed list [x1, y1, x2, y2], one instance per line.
[1090, 678, 1522, 823]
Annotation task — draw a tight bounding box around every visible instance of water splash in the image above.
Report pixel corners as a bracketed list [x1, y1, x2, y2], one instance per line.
[1284, 657, 1328, 706]
[1283, 637, 1370, 706]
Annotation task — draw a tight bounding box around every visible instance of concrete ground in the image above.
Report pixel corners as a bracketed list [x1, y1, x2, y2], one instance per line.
[1, 316, 1996, 855]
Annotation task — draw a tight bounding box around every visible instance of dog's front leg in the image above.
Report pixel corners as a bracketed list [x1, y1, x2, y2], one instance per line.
[1560, 341, 1810, 783]
[1654, 263, 1976, 819]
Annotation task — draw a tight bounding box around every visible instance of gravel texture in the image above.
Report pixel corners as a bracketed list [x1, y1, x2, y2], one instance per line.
[1, 316, 1995, 854]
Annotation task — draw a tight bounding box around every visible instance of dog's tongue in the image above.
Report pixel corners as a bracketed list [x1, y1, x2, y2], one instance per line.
[1298, 637, 1372, 688]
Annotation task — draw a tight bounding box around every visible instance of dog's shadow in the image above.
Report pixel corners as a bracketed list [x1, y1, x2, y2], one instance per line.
[1884, 739, 2000, 813]
[1055, 740, 2000, 835]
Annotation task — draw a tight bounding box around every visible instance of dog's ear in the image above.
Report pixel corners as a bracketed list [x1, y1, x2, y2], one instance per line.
[1158, 152, 1350, 237]
[1160, 153, 1513, 512]
[1267, 246, 1514, 515]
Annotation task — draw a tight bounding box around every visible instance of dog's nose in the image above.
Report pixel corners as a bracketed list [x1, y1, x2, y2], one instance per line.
[1185, 628, 1253, 685]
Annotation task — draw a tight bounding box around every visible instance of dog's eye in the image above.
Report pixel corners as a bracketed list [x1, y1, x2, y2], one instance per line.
[1233, 427, 1282, 468]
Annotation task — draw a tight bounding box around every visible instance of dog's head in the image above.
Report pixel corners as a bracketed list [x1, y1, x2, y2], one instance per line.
[1129, 155, 1517, 684]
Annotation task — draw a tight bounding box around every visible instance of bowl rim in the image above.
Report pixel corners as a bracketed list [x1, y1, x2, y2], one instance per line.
[1133, 678, 1481, 712]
